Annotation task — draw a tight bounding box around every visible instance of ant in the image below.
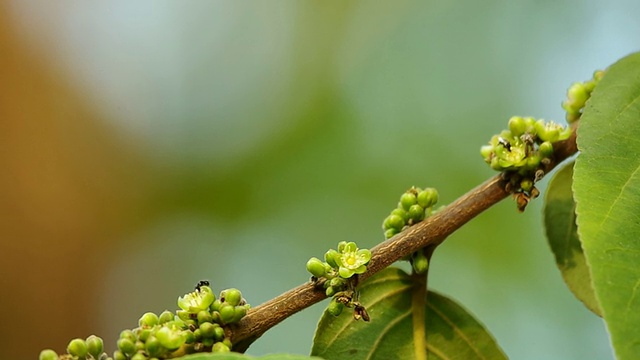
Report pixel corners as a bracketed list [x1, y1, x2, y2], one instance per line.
[195, 280, 210, 292]
[497, 137, 511, 151]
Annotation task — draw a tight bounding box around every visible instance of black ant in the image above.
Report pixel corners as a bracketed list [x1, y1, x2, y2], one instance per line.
[498, 137, 511, 151]
[195, 280, 210, 292]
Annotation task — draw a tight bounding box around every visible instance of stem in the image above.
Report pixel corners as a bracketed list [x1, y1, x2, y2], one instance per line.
[411, 269, 428, 360]
[231, 125, 578, 351]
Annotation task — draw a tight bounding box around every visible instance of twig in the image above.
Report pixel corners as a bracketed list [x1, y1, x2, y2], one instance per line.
[231, 124, 578, 351]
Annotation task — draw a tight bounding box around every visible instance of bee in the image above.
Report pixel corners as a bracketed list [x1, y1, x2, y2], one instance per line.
[497, 137, 511, 151]
[195, 280, 210, 292]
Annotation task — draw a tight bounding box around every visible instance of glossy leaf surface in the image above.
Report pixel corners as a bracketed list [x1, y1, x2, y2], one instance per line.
[544, 161, 601, 316]
[311, 268, 506, 360]
[574, 51, 640, 359]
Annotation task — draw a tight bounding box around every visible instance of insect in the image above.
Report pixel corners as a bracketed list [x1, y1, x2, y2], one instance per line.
[497, 137, 511, 151]
[195, 280, 210, 292]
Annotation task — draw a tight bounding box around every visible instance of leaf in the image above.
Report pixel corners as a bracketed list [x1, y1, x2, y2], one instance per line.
[543, 161, 602, 316]
[177, 353, 324, 360]
[311, 268, 507, 360]
[573, 51, 640, 359]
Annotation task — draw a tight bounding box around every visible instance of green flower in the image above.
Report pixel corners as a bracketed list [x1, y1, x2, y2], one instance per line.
[534, 120, 572, 143]
[178, 285, 215, 313]
[492, 138, 527, 170]
[335, 242, 371, 278]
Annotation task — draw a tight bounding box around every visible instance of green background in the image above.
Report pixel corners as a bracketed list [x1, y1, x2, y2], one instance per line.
[1, 1, 637, 359]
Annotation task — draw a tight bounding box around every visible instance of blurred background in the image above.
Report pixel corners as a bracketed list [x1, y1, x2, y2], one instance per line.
[1, 1, 637, 359]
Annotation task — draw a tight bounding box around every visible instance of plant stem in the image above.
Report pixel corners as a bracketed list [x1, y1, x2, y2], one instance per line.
[411, 269, 428, 360]
[231, 124, 578, 351]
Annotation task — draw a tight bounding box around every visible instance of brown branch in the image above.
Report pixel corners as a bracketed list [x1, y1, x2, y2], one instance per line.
[231, 124, 579, 351]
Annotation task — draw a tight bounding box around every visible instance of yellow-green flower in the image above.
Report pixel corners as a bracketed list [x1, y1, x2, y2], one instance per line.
[335, 242, 371, 278]
[534, 120, 572, 143]
[177, 285, 215, 313]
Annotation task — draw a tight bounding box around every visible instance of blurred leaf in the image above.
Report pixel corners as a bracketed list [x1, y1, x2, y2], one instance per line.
[544, 161, 602, 316]
[178, 353, 324, 360]
[574, 51, 640, 359]
[311, 268, 506, 360]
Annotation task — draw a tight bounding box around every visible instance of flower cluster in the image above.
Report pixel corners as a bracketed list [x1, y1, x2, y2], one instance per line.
[481, 116, 574, 211]
[562, 70, 605, 123]
[306, 241, 372, 320]
[381, 186, 439, 274]
[382, 187, 438, 240]
[39, 283, 249, 360]
[481, 117, 571, 173]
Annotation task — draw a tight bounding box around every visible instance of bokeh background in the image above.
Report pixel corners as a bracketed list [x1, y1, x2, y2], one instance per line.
[1, 1, 637, 359]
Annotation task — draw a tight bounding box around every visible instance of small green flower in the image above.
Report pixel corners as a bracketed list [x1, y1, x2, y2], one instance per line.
[178, 285, 215, 313]
[494, 140, 527, 169]
[335, 242, 371, 278]
[534, 120, 571, 143]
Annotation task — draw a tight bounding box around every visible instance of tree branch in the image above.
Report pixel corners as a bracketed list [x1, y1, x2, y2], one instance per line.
[231, 124, 579, 351]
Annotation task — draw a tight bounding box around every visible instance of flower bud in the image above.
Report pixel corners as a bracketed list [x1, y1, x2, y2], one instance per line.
[520, 179, 534, 193]
[67, 338, 88, 358]
[539, 141, 554, 157]
[213, 325, 225, 341]
[117, 337, 136, 356]
[567, 82, 588, 108]
[212, 341, 231, 353]
[86, 335, 104, 359]
[508, 116, 527, 137]
[155, 326, 186, 351]
[385, 214, 405, 231]
[158, 310, 174, 324]
[400, 192, 418, 211]
[408, 204, 425, 222]
[39, 349, 59, 360]
[325, 249, 340, 268]
[139, 311, 159, 328]
[480, 145, 494, 161]
[197, 310, 213, 324]
[199, 322, 216, 339]
[220, 288, 243, 306]
[384, 228, 398, 239]
[390, 208, 409, 221]
[325, 286, 336, 297]
[219, 303, 236, 324]
[232, 305, 247, 323]
[417, 188, 438, 208]
[306, 257, 326, 278]
[131, 352, 147, 360]
[412, 252, 429, 274]
[113, 350, 127, 360]
[327, 299, 345, 317]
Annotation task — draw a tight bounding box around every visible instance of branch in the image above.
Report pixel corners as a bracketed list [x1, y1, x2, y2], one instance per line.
[231, 124, 579, 351]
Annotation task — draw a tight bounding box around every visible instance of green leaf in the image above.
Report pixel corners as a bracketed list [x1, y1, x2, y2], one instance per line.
[544, 161, 602, 316]
[574, 51, 640, 359]
[311, 268, 506, 360]
[177, 353, 324, 360]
